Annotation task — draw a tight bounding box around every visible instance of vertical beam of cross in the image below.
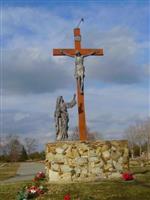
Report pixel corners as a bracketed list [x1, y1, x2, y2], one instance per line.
[74, 28, 87, 140]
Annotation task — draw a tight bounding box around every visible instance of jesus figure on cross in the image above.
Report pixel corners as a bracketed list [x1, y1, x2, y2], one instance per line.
[61, 50, 97, 93]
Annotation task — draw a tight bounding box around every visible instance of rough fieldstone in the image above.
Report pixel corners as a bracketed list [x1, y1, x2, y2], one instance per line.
[118, 157, 123, 163]
[111, 151, 121, 161]
[88, 156, 100, 163]
[71, 148, 80, 158]
[51, 163, 60, 171]
[66, 153, 74, 159]
[109, 172, 120, 178]
[111, 141, 121, 147]
[113, 161, 122, 171]
[79, 143, 89, 151]
[75, 157, 88, 165]
[99, 160, 104, 168]
[96, 147, 102, 155]
[104, 163, 113, 172]
[122, 156, 128, 164]
[48, 147, 56, 154]
[46, 153, 54, 160]
[62, 144, 69, 150]
[66, 145, 72, 154]
[55, 147, 65, 154]
[88, 149, 97, 157]
[82, 151, 88, 156]
[111, 146, 117, 151]
[109, 168, 114, 172]
[89, 162, 95, 168]
[55, 160, 65, 165]
[123, 148, 129, 157]
[112, 160, 117, 167]
[54, 153, 64, 162]
[61, 165, 72, 173]
[49, 170, 60, 181]
[101, 143, 111, 152]
[124, 163, 129, 170]
[76, 168, 81, 176]
[91, 167, 102, 175]
[78, 148, 84, 155]
[102, 151, 111, 160]
[107, 160, 113, 164]
[81, 168, 88, 175]
[61, 173, 72, 181]
[66, 158, 76, 167]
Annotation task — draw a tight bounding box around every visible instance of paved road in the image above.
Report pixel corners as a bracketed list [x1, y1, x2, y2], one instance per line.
[1, 162, 45, 183]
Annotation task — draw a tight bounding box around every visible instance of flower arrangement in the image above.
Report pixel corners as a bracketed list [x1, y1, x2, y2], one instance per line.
[17, 172, 47, 200]
[26, 186, 39, 199]
[122, 172, 134, 181]
[17, 185, 47, 200]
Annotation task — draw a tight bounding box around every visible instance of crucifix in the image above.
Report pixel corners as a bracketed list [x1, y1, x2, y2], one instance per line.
[53, 27, 104, 140]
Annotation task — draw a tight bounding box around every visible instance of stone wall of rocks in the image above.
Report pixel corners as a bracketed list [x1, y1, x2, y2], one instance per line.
[45, 140, 129, 182]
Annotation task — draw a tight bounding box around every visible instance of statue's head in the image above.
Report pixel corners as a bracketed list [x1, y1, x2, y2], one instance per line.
[76, 51, 81, 56]
[56, 96, 64, 106]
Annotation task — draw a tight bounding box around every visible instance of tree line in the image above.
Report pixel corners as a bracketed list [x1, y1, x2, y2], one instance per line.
[125, 118, 150, 159]
[0, 135, 45, 162]
[1, 118, 149, 162]
[70, 126, 103, 140]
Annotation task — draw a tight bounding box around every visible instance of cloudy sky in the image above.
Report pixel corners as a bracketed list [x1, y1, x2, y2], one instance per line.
[1, 0, 149, 148]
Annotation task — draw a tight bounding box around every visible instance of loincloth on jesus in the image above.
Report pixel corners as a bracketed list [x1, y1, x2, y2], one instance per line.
[74, 64, 85, 79]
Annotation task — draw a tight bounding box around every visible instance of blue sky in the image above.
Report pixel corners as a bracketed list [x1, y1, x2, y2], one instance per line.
[1, 0, 149, 148]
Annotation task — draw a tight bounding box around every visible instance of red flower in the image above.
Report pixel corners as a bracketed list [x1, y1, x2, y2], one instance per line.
[35, 171, 45, 180]
[29, 186, 37, 190]
[27, 185, 45, 196]
[33, 177, 39, 182]
[122, 172, 134, 181]
[37, 188, 44, 195]
[64, 194, 71, 200]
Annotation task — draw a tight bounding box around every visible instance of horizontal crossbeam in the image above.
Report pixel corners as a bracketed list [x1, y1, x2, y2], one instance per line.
[53, 48, 104, 56]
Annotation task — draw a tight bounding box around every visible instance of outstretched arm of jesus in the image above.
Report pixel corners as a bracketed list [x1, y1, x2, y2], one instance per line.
[61, 50, 74, 58]
[83, 51, 97, 58]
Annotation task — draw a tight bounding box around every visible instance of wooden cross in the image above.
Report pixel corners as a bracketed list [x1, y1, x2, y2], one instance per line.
[53, 28, 104, 140]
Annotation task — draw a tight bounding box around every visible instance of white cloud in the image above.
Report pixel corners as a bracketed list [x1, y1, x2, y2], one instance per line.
[2, 84, 149, 144]
[14, 113, 30, 121]
[2, 7, 148, 96]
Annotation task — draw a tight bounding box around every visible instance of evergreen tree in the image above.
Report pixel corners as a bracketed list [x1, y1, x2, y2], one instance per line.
[19, 146, 28, 161]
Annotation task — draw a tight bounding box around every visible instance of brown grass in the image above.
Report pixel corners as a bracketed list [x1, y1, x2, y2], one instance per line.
[0, 162, 20, 181]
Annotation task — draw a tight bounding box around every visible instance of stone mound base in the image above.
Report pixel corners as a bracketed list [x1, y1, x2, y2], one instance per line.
[45, 140, 129, 182]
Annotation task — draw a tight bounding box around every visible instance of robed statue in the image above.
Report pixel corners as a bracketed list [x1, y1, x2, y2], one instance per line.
[54, 94, 76, 140]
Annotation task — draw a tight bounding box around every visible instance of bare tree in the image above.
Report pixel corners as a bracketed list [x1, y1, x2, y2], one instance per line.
[0, 136, 3, 155]
[71, 127, 79, 140]
[125, 118, 150, 159]
[143, 118, 150, 159]
[70, 126, 103, 141]
[4, 135, 23, 162]
[134, 121, 144, 157]
[24, 137, 38, 155]
[125, 125, 136, 159]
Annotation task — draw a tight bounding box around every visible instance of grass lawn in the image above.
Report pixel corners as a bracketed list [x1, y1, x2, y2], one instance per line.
[0, 169, 150, 200]
[0, 162, 20, 181]
[39, 173, 150, 200]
